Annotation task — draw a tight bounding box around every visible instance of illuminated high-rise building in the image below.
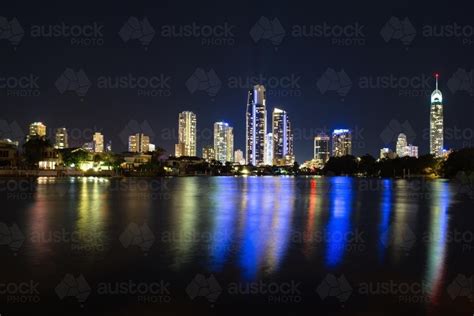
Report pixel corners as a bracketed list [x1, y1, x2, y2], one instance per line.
[406, 144, 418, 158]
[202, 145, 216, 161]
[175, 111, 197, 157]
[314, 134, 330, 165]
[27, 122, 46, 141]
[128, 133, 150, 153]
[272, 108, 294, 166]
[246, 85, 266, 166]
[93, 132, 104, 153]
[54, 127, 68, 149]
[396, 133, 408, 157]
[234, 149, 245, 165]
[430, 74, 444, 157]
[380, 147, 396, 159]
[264, 133, 273, 165]
[106, 141, 112, 152]
[213, 122, 233, 163]
[332, 129, 352, 157]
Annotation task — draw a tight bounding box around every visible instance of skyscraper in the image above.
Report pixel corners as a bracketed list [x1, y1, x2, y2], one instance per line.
[213, 122, 233, 163]
[234, 149, 245, 165]
[264, 133, 273, 165]
[272, 108, 294, 166]
[128, 133, 150, 153]
[396, 133, 408, 157]
[332, 129, 352, 157]
[106, 141, 112, 152]
[93, 132, 104, 153]
[406, 145, 418, 158]
[246, 85, 266, 166]
[430, 74, 444, 157]
[202, 145, 215, 161]
[175, 111, 197, 157]
[27, 122, 46, 141]
[314, 134, 330, 165]
[55, 127, 68, 149]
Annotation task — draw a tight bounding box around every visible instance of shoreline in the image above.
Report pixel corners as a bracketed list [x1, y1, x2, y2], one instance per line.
[0, 170, 446, 180]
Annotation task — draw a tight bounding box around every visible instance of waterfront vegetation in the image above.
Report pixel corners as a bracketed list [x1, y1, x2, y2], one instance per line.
[1, 137, 473, 179]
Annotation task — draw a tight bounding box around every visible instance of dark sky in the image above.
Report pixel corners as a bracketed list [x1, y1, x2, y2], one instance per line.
[1, 1, 473, 161]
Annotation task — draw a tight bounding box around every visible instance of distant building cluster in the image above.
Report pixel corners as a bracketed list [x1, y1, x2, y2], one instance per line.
[245, 85, 295, 166]
[380, 133, 418, 159]
[0, 75, 449, 170]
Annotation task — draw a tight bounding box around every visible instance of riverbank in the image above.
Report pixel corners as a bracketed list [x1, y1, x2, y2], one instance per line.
[0, 169, 450, 179]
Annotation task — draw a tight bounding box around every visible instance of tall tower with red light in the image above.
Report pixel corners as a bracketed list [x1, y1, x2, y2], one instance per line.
[430, 73, 444, 157]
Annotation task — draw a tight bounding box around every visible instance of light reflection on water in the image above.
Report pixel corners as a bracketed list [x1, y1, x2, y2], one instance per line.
[325, 177, 353, 267]
[9, 176, 461, 306]
[424, 181, 450, 305]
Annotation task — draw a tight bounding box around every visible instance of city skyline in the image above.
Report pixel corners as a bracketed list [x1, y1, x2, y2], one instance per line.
[2, 2, 473, 163]
[1, 76, 453, 163]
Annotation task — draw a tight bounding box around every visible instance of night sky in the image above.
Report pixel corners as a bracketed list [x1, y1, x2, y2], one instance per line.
[1, 1, 473, 161]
